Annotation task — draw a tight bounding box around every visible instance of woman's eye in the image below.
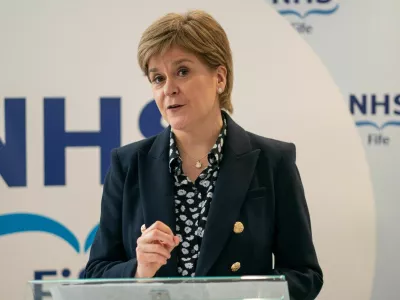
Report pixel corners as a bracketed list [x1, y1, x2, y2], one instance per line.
[177, 68, 189, 76]
[152, 75, 164, 84]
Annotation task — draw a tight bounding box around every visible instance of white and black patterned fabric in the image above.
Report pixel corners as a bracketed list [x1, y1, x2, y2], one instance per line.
[168, 113, 227, 277]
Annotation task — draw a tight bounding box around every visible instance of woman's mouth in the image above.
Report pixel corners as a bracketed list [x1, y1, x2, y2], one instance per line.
[167, 104, 184, 110]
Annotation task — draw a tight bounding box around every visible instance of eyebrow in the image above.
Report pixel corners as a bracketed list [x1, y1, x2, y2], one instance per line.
[148, 58, 194, 73]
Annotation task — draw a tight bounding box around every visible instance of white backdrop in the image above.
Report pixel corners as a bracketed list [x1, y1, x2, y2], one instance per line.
[0, 0, 381, 299]
[269, 0, 400, 298]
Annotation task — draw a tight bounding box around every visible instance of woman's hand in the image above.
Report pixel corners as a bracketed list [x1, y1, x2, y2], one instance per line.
[135, 221, 180, 278]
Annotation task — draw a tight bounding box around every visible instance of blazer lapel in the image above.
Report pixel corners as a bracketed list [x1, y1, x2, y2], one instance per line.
[138, 127, 178, 277]
[195, 114, 260, 276]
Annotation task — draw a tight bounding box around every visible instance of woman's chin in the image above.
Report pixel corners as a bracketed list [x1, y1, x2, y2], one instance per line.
[168, 116, 191, 131]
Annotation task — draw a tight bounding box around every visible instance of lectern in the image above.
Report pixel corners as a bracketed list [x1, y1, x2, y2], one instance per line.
[27, 276, 290, 300]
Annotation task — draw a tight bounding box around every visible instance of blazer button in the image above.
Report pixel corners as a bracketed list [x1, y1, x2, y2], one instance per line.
[233, 221, 244, 234]
[231, 262, 241, 272]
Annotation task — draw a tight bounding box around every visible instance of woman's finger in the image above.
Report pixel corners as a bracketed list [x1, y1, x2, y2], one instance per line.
[139, 229, 175, 247]
[146, 221, 174, 236]
[137, 243, 171, 260]
[136, 251, 167, 265]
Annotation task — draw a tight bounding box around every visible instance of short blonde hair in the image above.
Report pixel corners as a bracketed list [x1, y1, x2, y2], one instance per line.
[137, 10, 234, 113]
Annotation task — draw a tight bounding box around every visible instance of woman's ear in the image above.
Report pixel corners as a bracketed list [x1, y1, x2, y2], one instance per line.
[216, 65, 227, 89]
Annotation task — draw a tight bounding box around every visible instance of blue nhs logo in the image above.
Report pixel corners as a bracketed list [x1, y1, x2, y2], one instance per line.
[271, 0, 339, 20]
[350, 94, 400, 116]
[0, 97, 164, 187]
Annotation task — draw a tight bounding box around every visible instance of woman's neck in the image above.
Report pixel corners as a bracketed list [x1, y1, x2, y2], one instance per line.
[173, 110, 223, 160]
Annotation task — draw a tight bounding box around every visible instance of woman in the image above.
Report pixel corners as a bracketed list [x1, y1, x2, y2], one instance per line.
[85, 10, 323, 300]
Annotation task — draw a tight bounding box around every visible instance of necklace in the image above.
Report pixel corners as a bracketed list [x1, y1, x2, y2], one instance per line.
[178, 146, 208, 169]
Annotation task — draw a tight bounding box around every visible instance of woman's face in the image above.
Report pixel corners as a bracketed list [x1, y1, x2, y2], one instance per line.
[148, 46, 226, 132]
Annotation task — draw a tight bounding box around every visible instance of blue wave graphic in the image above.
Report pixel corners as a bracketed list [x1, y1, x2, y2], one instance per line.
[0, 213, 80, 253]
[356, 120, 400, 131]
[381, 121, 400, 130]
[355, 121, 380, 131]
[84, 224, 99, 253]
[279, 9, 303, 19]
[279, 4, 340, 19]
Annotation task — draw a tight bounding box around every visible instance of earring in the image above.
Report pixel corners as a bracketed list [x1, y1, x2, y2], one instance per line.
[218, 87, 223, 94]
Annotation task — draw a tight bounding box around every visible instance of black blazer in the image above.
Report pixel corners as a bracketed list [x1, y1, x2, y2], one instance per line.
[85, 113, 323, 300]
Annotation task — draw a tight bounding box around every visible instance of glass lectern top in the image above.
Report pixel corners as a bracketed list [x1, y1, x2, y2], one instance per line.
[27, 276, 290, 300]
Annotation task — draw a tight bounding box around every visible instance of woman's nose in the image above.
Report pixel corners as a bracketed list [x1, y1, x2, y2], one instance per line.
[164, 78, 178, 96]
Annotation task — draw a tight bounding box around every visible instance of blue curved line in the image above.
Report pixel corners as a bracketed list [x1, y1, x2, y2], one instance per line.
[355, 121, 380, 131]
[278, 10, 304, 19]
[305, 4, 340, 18]
[381, 121, 400, 130]
[84, 224, 99, 253]
[0, 213, 80, 253]
[279, 4, 340, 19]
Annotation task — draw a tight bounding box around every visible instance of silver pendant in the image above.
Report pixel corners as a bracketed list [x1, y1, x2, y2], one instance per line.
[195, 161, 202, 169]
